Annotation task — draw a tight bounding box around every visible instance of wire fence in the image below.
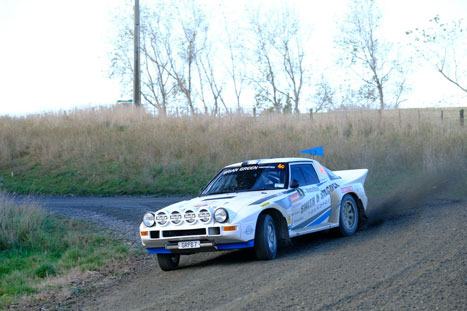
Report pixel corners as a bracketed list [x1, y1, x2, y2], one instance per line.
[143, 105, 466, 128]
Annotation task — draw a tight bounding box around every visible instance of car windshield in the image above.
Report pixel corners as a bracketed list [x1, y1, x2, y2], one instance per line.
[201, 163, 287, 196]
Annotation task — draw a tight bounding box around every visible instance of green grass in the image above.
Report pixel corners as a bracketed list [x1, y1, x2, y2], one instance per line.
[0, 161, 214, 195]
[0, 194, 132, 309]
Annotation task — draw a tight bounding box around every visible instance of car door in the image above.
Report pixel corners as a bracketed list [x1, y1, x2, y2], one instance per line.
[289, 163, 325, 230]
[310, 162, 334, 226]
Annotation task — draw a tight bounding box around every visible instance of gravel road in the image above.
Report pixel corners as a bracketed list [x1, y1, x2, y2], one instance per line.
[14, 195, 188, 247]
[14, 194, 467, 310]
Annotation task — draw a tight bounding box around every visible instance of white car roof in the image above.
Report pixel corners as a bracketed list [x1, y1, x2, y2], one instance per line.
[224, 157, 315, 168]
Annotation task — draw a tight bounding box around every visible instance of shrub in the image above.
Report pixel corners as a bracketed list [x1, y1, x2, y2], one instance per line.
[0, 193, 49, 250]
[34, 263, 57, 278]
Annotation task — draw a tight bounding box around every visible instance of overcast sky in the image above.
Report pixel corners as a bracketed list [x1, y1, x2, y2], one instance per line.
[0, 0, 466, 116]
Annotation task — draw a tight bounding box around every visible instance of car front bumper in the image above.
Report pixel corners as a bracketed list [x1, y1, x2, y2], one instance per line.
[139, 222, 254, 254]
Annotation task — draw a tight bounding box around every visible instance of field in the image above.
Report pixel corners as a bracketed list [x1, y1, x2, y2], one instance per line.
[0, 107, 465, 309]
[0, 107, 466, 198]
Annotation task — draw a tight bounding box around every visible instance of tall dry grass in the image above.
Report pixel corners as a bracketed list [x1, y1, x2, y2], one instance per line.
[0, 193, 48, 250]
[0, 107, 465, 196]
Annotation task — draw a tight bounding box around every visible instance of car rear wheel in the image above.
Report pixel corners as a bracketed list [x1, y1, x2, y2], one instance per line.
[157, 253, 180, 271]
[338, 195, 359, 236]
[255, 214, 278, 260]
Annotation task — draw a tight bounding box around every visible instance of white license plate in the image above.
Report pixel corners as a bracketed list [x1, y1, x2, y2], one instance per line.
[178, 241, 200, 249]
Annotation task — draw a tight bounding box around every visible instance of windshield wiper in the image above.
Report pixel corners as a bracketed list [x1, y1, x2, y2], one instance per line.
[203, 190, 235, 196]
[234, 187, 277, 193]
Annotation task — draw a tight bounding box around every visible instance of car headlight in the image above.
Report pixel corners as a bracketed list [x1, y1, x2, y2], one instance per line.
[156, 211, 168, 226]
[214, 208, 229, 223]
[198, 209, 211, 223]
[170, 211, 182, 225]
[143, 212, 155, 227]
[184, 210, 196, 224]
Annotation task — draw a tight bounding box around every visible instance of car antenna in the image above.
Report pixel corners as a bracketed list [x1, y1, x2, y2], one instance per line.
[299, 146, 324, 160]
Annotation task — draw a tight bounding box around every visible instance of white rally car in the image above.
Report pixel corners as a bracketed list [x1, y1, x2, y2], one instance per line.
[140, 158, 368, 271]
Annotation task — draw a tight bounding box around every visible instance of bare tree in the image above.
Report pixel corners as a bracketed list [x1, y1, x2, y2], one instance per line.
[222, 14, 248, 112]
[250, 6, 308, 113]
[110, 3, 177, 115]
[337, 0, 408, 110]
[162, 2, 209, 115]
[195, 55, 209, 114]
[274, 10, 305, 113]
[253, 26, 284, 112]
[139, 5, 178, 116]
[197, 51, 227, 115]
[110, 1, 212, 115]
[109, 11, 134, 101]
[313, 75, 335, 112]
[407, 15, 467, 93]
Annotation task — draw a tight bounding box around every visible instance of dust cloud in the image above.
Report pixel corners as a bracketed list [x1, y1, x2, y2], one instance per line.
[365, 167, 464, 228]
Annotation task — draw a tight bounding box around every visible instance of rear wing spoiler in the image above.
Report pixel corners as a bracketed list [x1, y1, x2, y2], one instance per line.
[333, 169, 368, 185]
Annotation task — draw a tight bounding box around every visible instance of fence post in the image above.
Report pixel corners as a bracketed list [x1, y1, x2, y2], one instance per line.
[253, 107, 256, 118]
[398, 109, 401, 126]
[441, 110, 444, 121]
[309, 108, 313, 120]
[417, 109, 420, 122]
[461, 109, 465, 127]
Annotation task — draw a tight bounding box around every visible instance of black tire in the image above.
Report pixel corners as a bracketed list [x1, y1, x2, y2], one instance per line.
[157, 253, 180, 271]
[255, 214, 278, 260]
[338, 195, 359, 236]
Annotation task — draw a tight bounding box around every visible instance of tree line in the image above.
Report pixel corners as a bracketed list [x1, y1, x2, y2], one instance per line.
[110, 0, 466, 115]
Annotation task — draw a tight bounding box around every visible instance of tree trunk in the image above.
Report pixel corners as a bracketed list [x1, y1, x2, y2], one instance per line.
[377, 81, 384, 110]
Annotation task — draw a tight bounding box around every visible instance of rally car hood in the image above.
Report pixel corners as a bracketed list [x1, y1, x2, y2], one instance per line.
[158, 189, 284, 215]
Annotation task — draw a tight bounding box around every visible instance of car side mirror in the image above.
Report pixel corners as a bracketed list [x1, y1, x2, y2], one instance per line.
[290, 179, 299, 189]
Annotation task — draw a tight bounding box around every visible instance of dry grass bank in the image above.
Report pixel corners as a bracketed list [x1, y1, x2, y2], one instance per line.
[0, 107, 465, 196]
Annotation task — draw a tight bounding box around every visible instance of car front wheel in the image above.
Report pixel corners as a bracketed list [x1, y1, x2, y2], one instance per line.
[157, 253, 180, 271]
[255, 214, 278, 260]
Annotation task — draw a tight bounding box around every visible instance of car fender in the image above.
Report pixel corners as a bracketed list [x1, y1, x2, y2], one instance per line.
[231, 200, 290, 242]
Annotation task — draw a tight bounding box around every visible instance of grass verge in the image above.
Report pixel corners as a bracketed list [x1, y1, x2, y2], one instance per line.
[0, 107, 466, 197]
[0, 193, 133, 309]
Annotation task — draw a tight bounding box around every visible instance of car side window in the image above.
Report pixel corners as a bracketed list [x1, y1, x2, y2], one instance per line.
[324, 167, 341, 180]
[290, 166, 307, 187]
[300, 165, 320, 185]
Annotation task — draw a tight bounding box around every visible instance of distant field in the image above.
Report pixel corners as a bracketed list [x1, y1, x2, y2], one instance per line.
[0, 107, 465, 197]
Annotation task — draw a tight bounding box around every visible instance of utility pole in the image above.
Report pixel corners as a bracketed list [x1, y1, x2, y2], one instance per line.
[133, 0, 141, 107]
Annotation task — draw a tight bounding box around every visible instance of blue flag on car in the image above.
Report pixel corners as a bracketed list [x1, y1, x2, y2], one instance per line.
[300, 146, 324, 156]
